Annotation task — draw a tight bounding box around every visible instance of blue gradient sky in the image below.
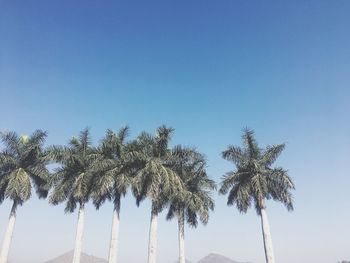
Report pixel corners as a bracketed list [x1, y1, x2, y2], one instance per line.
[1, 1, 350, 262]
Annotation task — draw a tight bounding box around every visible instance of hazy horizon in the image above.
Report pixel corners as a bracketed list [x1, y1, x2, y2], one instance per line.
[1, 1, 349, 263]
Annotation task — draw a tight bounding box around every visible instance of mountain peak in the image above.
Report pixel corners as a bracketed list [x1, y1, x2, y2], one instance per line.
[44, 251, 107, 263]
[197, 253, 244, 263]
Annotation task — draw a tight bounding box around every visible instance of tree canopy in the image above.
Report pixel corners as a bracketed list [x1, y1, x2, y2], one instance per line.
[219, 128, 295, 214]
[0, 130, 50, 207]
[48, 128, 99, 212]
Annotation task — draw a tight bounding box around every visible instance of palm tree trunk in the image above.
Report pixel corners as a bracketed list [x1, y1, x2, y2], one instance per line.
[260, 202, 275, 263]
[108, 199, 121, 263]
[0, 201, 18, 263]
[147, 203, 158, 263]
[178, 209, 185, 263]
[72, 203, 85, 263]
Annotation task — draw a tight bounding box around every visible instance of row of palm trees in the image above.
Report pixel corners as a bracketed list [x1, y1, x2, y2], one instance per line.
[0, 126, 295, 263]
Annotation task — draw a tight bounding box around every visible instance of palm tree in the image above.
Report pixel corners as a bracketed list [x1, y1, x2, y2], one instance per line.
[0, 130, 50, 263]
[48, 128, 98, 263]
[132, 126, 183, 263]
[219, 128, 295, 263]
[91, 127, 133, 263]
[166, 146, 216, 263]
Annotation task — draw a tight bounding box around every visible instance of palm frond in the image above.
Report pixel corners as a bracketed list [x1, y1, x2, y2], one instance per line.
[79, 128, 91, 152]
[242, 128, 260, 160]
[222, 146, 245, 166]
[5, 168, 32, 203]
[0, 131, 20, 157]
[28, 130, 47, 146]
[261, 144, 285, 167]
[117, 126, 130, 142]
[266, 167, 295, 211]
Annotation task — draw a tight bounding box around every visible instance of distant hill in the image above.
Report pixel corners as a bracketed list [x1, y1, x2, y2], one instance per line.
[44, 251, 107, 263]
[197, 253, 247, 263]
[44, 251, 248, 263]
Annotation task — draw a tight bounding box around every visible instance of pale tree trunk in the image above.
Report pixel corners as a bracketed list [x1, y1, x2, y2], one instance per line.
[178, 209, 185, 263]
[260, 201, 275, 263]
[72, 203, 85, 263]
[108, 199, 121, 263]
[0, 201, 18, 263]
[147, 203, 158, 263]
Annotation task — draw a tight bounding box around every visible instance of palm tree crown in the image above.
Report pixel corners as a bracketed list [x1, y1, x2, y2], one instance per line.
[48, 128, 98, 212]
[91, 127, 133, 209]
[132, 125, 183, 212]
[167, 146, 216, 227]
[219, 128, 295, 214]
[0, 130, 50, 206]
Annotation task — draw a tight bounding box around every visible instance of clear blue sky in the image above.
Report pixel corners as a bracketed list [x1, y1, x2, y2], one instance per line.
[0, 1, 350, 263]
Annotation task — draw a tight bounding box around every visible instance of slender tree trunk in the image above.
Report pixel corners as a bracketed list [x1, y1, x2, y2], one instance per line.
[147, 203, 158, 263]
[260, 201, 275, 263]
[0, 201, 18, 263]
[108, 199, 121, 263]
[72, 203, 85, 263]
[178, 209, 185, 263]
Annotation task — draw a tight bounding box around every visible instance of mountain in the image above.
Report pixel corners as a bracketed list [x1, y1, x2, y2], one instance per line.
[197, 253, 244, 263]
[44, 251, 107, 263]
[44, 251, 247, 263]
